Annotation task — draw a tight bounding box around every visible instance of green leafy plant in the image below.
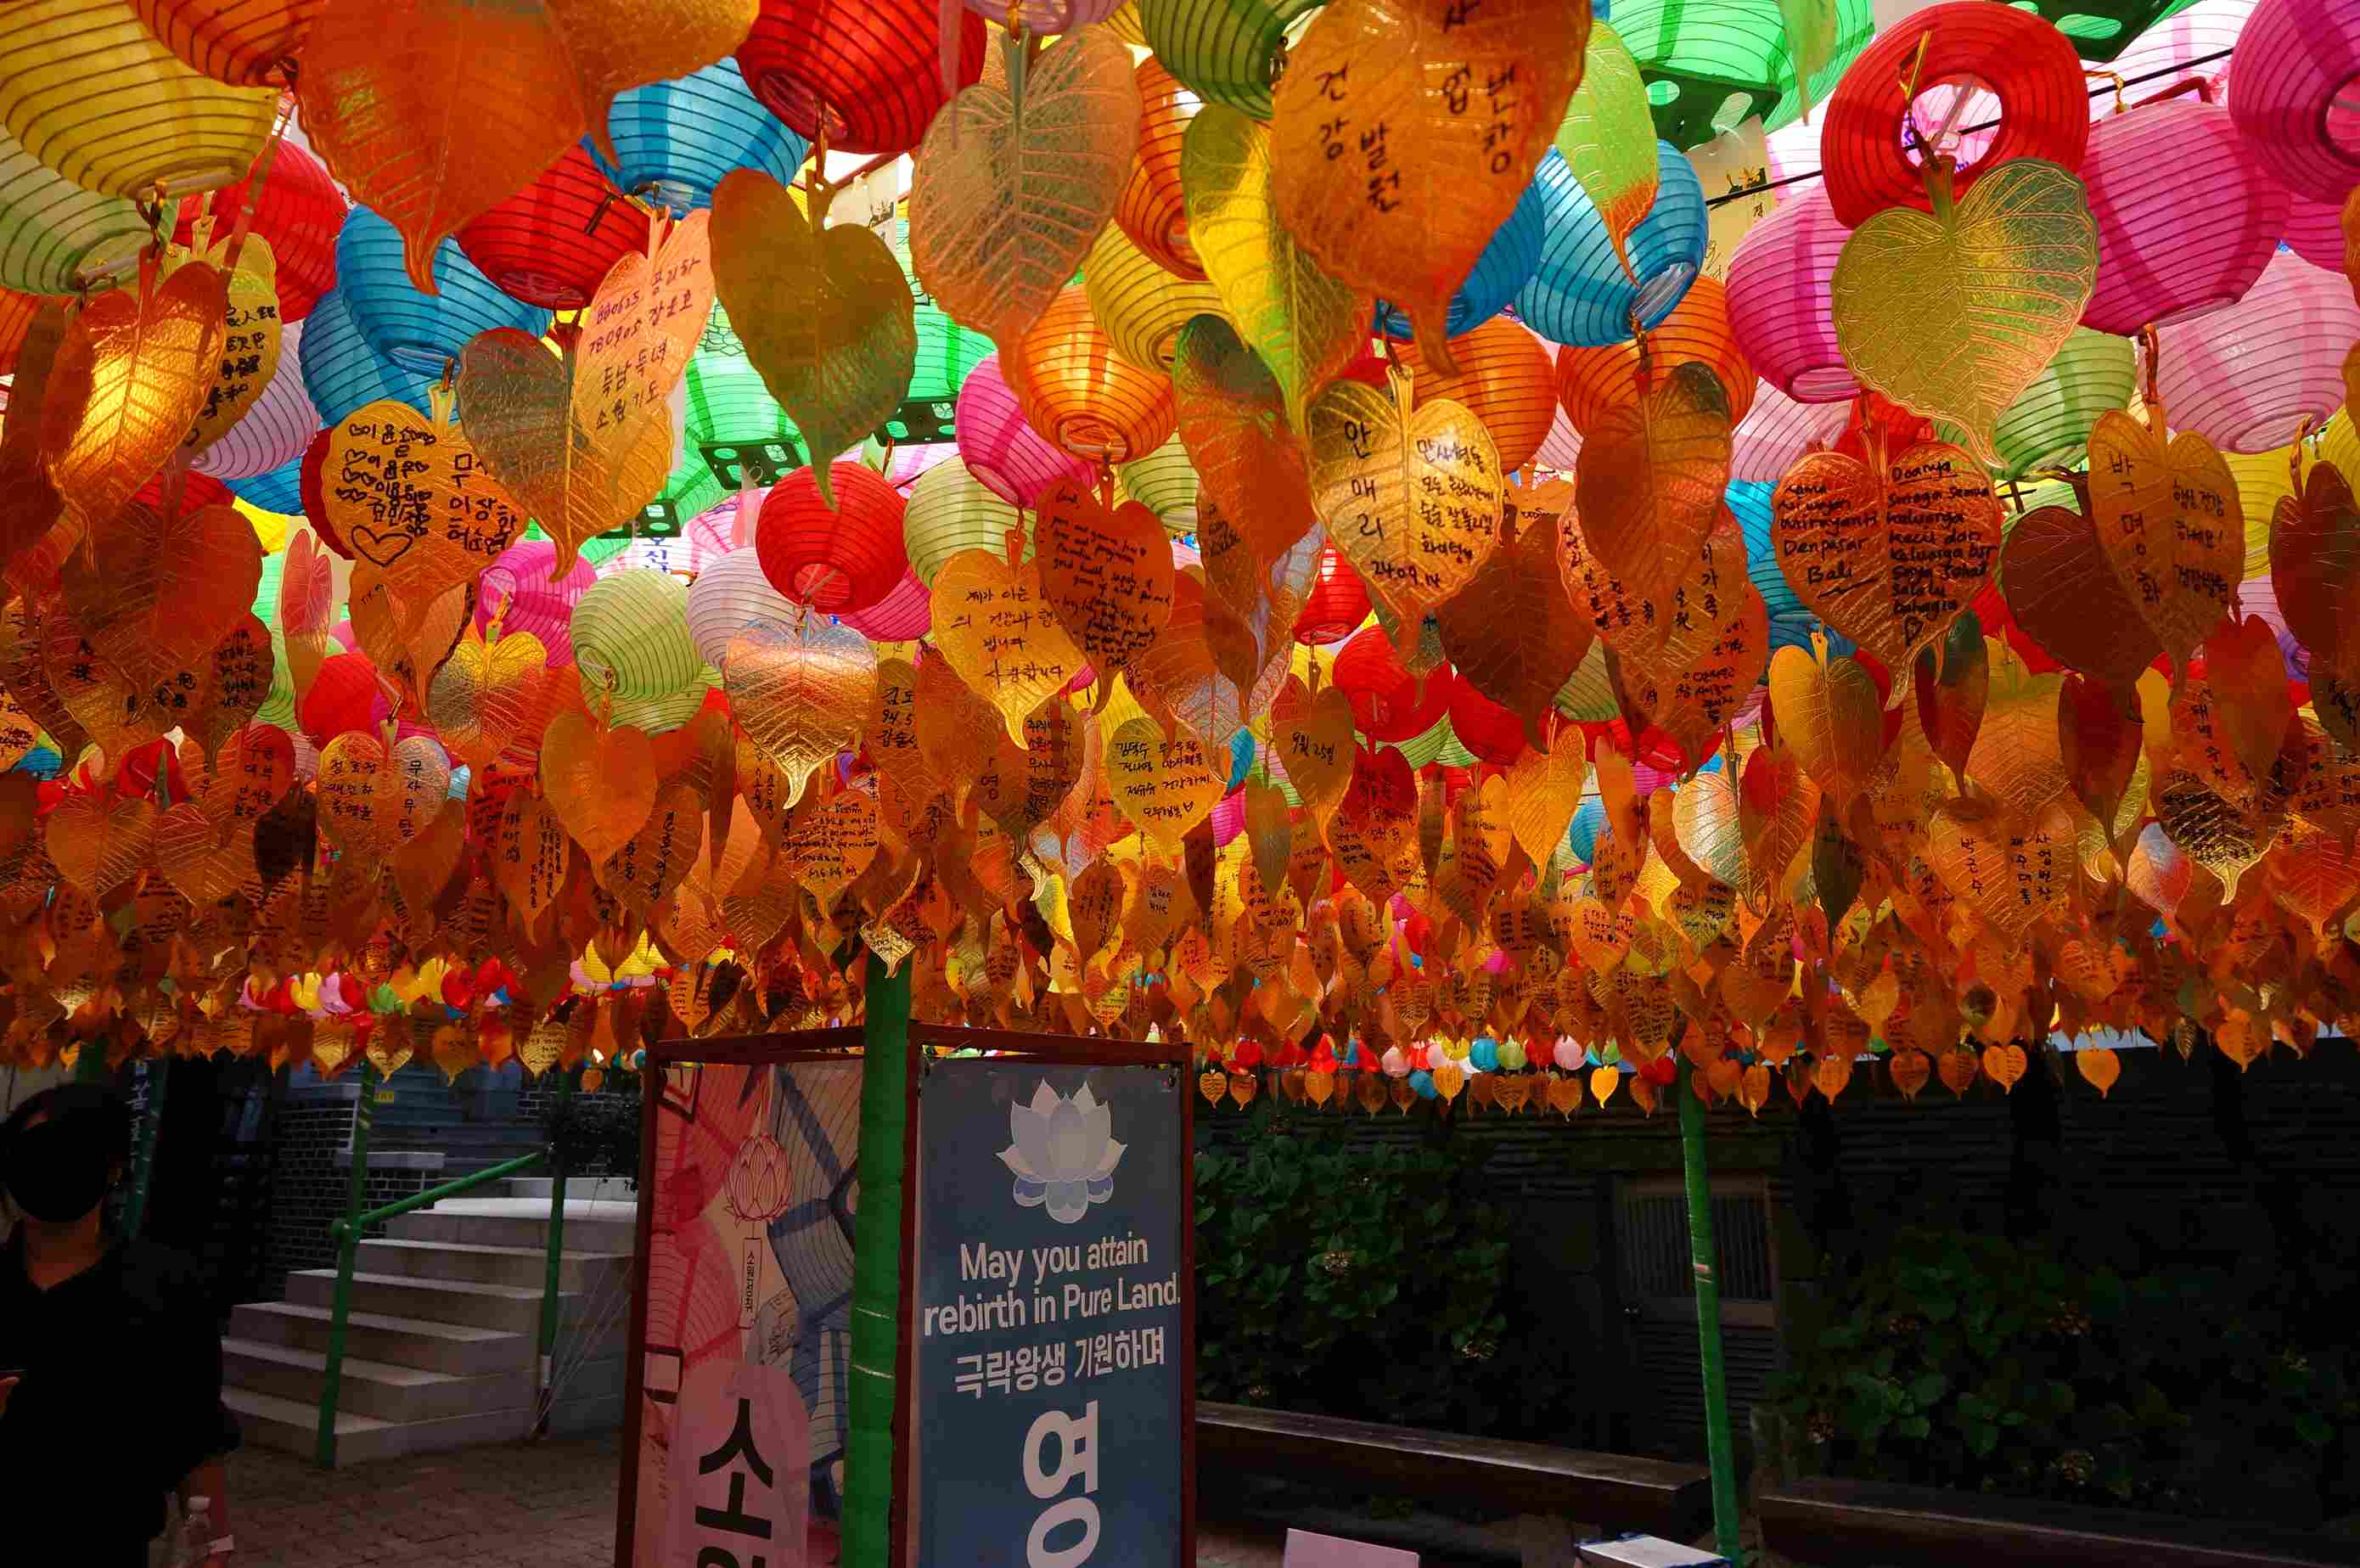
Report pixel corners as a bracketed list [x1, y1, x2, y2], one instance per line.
[541, 1080, 641, 1182]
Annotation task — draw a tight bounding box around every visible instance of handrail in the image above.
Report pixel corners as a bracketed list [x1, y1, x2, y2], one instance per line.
[328, 1149, 547, 1240]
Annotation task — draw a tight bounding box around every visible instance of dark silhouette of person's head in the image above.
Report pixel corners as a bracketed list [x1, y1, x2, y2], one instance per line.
[2, 1084, 131, 1227]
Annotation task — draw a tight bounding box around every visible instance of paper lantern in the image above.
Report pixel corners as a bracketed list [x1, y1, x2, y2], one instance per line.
[479, 537, 597, 662]
[227, 455, 304, 517]
[1116, 57, 1204, 279]
[1818, 3, 2090, 228]
[1334, 627, 1454, 742]
[1730, 379, 1847, 483]
[2080, 100, 2285, 336]
[1516, 144, 1707, 350]
[1374, 171, 1547, 342]
[1447, 679, 1527, 766]
[2154, 248, 2360, 452]
[1295, 547, 1369, 645]
[1084, 222, 1222, 373]
[737, 0, 987, 155]
[133, 0, 317, 87]
[1724, 480, 1800, 618]
[338, 206, 553, 377]
[591, 58, 809, 216]
[0, 286, 49, 379]
[195, 317, 317, 481]
[905, 455, 1025, 585]
[955, 351, 1097, 504]
[610, 681, 713, 737]
[843, 567, 931, 642]
[685, 303, 798, 457]
[2104, 0, 2259, 113]
[296, 286, 436, 423]
[0, 119, 145, 294]
[171, 137, 343, 321]
[1607, 0, 1877, 142]
[457, 145, 650, 312]
[891, 214, 994, 407]
[0, 0, 278, 197]
[1725, 185, 1854, 403]
[2230, 0, 2360, 203]
[571, 569, 702, 700]
[2281, 188, 2350, 272]
[1141, 0, 1296, 120]
[1536, 404, 1583, 470]
[300, 651, 383, 745]
[1003, 285, 1177, 464]
[1555, 275, 1755, 436]
[1407, 318, 1557, 474]
[1981, 329, 2136, 479]
[686, 548, 795, 668]
[756, 463, 908, 615]
[1116, 435, 1200, 537]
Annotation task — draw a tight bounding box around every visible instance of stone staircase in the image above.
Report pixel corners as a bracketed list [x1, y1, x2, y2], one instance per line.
[222, 1177, 639, 1467]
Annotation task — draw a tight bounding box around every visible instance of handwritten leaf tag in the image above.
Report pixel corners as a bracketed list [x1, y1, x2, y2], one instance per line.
[540, 705, 656, 868]
[2001, 501, 2161, 691]
[1769, 643, 1885, 806]
[323, 399, 528, 613]
[1105, 715, 1226, 852]
[2086, 409, 2243, 673]
[1327, 745, 1420, 904]
[931, 552, 1087, 748]
[1573, 362, 1733, 653]
[1929, 794, 2074, 949]
[724, 615, 877, 806]
[44, 261, 227, 536]
[315, 731, 452, 861]
[179, 237, 283, 454]
[1033, 478, 1177, 688]
[1270, 676, 1357, 827]
[2270, 459, 2360, 680]
[1172, 313, 1322, 568]
[59, 492, 261, 700]
[1436, 498, 1592, 750]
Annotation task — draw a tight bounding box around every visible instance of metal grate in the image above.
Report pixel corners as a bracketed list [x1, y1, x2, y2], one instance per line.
[1618, 1185, 1775, 1305]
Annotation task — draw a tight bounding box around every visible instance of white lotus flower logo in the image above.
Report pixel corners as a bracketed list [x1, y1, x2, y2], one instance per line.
[999, 1082, 1125, 1224]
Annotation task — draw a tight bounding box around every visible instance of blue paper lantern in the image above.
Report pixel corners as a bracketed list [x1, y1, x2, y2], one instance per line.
[335, 206, 553, 379]
[228, 457, 304, 519]
[1516, 142, 1708, 348]
[1469, 1036, 1500, 1072]
[1227, 730, 1256, 790]
[1726, 481, 1800, 618]
[589, 59, 811, 216]
[1374, 167, 1547, 341]
[1408, 1069, 1437, 1100]
[297, 287, 436, 424]
[1567, 795, 1606, 863]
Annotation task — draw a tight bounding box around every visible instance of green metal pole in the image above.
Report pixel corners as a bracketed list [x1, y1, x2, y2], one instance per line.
[842, 953, 913, 1568]
[535, 1064, 576, 1436]
[122, 1058, 170, 1239]
[315, 1061, 377, 1470]
[1678, 1060, 1747, 1566]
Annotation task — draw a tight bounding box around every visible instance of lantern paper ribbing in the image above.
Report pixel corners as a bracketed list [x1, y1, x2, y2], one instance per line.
[736, 0, 986, 155]
[904, 454, 1025, 585]
[593, 58, 810, 216]
[457, 145, 650, 312]
[686, 546, 796, 668]
[1408, 320, 1559, 475]
[1726, 185, 1855, 402]
[954, 351, 1094, 506]
[2153, 248, 2360, 452]
[133, 0, 319, 87]
[297, 287, 436, 423]
[756, 463, 907, 615]
[1084, 222, 1223, 374]
[196, 318, 318, 481]
[2280, 188, 2350, 272]
[1140, 0, 1296, 121]
[173, 137, 345, 322]
[1516, 143, 1707, 350]
[1555, 275, 1755, 436]
[338, 206, 553, 378]
[478, 538, 596, 665]
[842, 566, 930, 641]
[1373, 172, 1548, 343]
[2228, 0, 2360, 203]
[0, 119, 146, 294]
[571, 569, 703, 700]
[1295, 545, 1370, 644]
[1117, 56, 1203, 279]
[1117, 435, 1200, 536]
[1981, 329, 2138, 480]
[2080, 100, 2285, 336]
[1003, 285, 1177, 464]
[1730, 379, 1847, 483]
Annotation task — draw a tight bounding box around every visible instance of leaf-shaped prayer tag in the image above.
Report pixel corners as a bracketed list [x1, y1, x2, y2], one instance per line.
[1572, 362, 1733, 650]
[725, 615, 876, 806]
[932, 551, 1088, 748]
[426, 625, 552, 767]
[1769, 437, 2003, 674]
[314, 731, 452, 861]
[2086, 408, 2242, 672]
[1270, 675, 1356, 826]
[2270, 459, 2360, 680]
[1929, 794, 2074, 951]
[1308, 381, 1503, 654]
[179, 237, 283, 454]
[2000, 500, 2161, 691]
[1555, 24, 1656, 273]
[1182, 104, 1372, 432]
[1504, 742, 1588, 869]
[46, 791, 156, 902]
[1768, 641, 1885, 806]
[1831, 160, 2099, 465]
[324, 398, 529, 613]
[1327, 744, 1421, 904]
[1436, 498, 1592, 750]
[0, 304, 81, 585]
[1270, 0, 1588, 375]
[1105, 714, 1226, 852]
[540, 704, 656, 866]
[61, 479, 261, 688]
[712, 170, 915, 509]
[45, 262, 228, 537]
[1172, 313, 1321, 569]
[909, 27, 1140, 346]
[1033, 478, 1177, 688]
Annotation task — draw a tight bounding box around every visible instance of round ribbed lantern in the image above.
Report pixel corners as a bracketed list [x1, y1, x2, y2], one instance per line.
[955, 353, 1099, 505]
[845, 567, 932, 642]
[685, 303, 798, 462]
[1141, 0, 1295, 120]
[0, 286, 48, 378]
[197, 318, 317, 480]
[571, 568, 703, 700]
[1116, 435, 1200, 537]
[1449, 678, 1528, 767]
[905, 455, 1026, 586]
[173, 137, 343, 321]
[458, 145, 649, 312]
[1085, 222, 1223, 373]
[1730, 380, 1848, 483]
[1335, 627, 1454, 742]
[2281, 188, 2349, 271]
[0, 120, 145, 294]
[1295, 547, 1370, 645]
[2106, 0, 2260, 109]
[593, 58, 809, 216]
[1609, 0, 1878, 141]
[2081, 99, 2285, 336]
[1407, 318, 1558, 473]
[1556, 276, 1756, 437]
[1726, 185, 1854, 403]
[1516, 143, 1706, 350]
[228, 454, 304, 517]
[1116, 56, 1204, 279]
[297, 287, 437, 423]
[1374, 171, 1545, 341]
[2154, 248, 2360, 452]
[479, 538, 598, 663]
[0, 0, 278, 196]
[1003, 285, 1178, 464]
[968, 0, 1126, 25]
[1818, 2, 2091, 228]
[134, 0, 315, 86]
[2229, 0, 2360, 203]
[1986, 329, 2136, 478]
[756, 463, 907, 615]
[737, 0, 987, 155]
[338, 206, 553, 378]
[1725, 480, 1801, 617]
[686, 548, 795, 668]
[1536, 404, 1583, 470]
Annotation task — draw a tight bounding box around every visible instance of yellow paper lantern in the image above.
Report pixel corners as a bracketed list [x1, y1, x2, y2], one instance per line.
[904, 456, 1025, 587]
[0, 0, 278, 198]
[1003, 284, 1178, 465]
[1116, 435, 1200, 538]
[1084, 222, 1223, 374]
[0, 119, 147, 293]
[571, 569, 703, 701]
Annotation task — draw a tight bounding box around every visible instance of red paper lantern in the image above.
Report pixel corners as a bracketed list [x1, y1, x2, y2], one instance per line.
[756, 463, 909, 615]
[0, 286, 55, 379]
[296, 427, 351, 558]
[1293, 546, 1370, 645]
[1333, 627, 1454, 742]
[171, 137, 345, 322]
[1002, 285, 1177, 464]
[300, 652, 384, 745]
[458, 145, 650, 312]
[1447, 678, 1527, 766]
[737, 0, 988, 155]
[1819, 2, 2090, 228]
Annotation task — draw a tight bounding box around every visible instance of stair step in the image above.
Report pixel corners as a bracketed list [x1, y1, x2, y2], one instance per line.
[285, 1268, 576, 1335]
[224, 1386, 533, 1469]
[222, 1337, 533, 1424]
[354, 1235, 632, 1290]
[503, 1176, 638, 1201]
[228, 1300, 525, 1377]
[385, 1207, 637, 1254]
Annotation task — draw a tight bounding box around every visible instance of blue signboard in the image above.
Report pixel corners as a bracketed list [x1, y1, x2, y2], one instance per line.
[910, 1060, 1188, 1567]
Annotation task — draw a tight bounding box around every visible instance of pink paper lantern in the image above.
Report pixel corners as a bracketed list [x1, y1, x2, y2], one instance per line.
[1731, 380, 1848, 482]
[2228, 0, 2360, 204]
[2154, 248, 2360, 452]
[1536, 403, 1583, 469]
[2281, 187, 2350, 271]
[1726, 187, 1856, 402]
[2080, 100, 2286, 335]
[954, 352, 1093, 508]
[477, 537, 598, 665]
[1211, 790, 1245, 846]
[685, 486, 768, 556]
[2102, 0, 2257, 115]
[842, 567, 932, 641]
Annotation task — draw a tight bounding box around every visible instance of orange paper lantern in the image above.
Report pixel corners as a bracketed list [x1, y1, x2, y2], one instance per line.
[1115, 57, 1204, 280]
[1002, 284, 1177, 464]
[1407, 319, 1558, 474]
[1554, 276, 1755, 438]
[134, 0, 320, 87]
[736, 0, 987, 155]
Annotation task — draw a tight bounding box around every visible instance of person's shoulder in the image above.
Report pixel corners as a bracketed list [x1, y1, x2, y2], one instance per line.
[115, 1239, 209, 1303]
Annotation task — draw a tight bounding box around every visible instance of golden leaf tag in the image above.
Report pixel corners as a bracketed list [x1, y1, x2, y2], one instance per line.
[1270, 676, 1356, 827]
[1504, 743, 1588, 870]
[783, 785, 884, 908]
[324, 398, 529, 615]
[41, 602, 202, 764]
[1572, 362, 1733, 653]
[2087, 409, 2242, 672]
[1929, 795, 2073, 950]
[461, 215, 711, 576]
[1830, 159, 2099, 464]
[931, 551, 1087, 748]
[391, 798, 468, 922]
[1327, 745, 1420, 904]
[540, 706, 656, 868]
[178, 238, 282, 454]
[1105, 715, 1225, 853]
[0, 303, 80, 585]
[724, 614, 877, 806]
[596, 782, 703, 915]
[1033, 479, 1178, 688]
[1768, 642, 1885, 807]
[1269, 0, 1588, 374]
[2204, 615, 2295, 791]
[195, 726, 295, 834]
[1624, 583, 1770, 767]
[1738, 746, 1820, 908]
[2076, 1045, 2120, 1097]
[1436, 499, 1593, 751]
[46, 792, 157, 901]
[1309, 382, 1502, 651]
[426, 626, 554, 768]
[909, 27, 1140, 346]
[1242, 778, 1292, 902]
[44, 261, 227, 536]
[1981, 1041, 2028, 1091]
[59, 490, 261, 701]
[153, 801, 257, 910]
[1966, 643, 2068, 821]
[2272, 460, 2360, 681]
[2000, 501, 2161, 691]
[1770, 439, 2002, 675]
[315, 732, 452, 861]
[1172, 314, 1322, 566]
[711, 171, 914, 507]
[1889, 1047, 1931, 1100]
[1181, 104, 1372, 431]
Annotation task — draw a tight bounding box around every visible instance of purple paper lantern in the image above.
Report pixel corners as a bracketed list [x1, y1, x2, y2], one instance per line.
[842, 567, 932, 642]
[2080, 100, 2286, 335]
[194, 318, 320, 481]
[2228, 0, 2360, 204]
[1726, 187, 1857, 402]
[2102, 0, 2258, 116]
[1731, 380, 1849, 483]
[2154, 249, 2360, 452]
[954, 352, 1093, 508]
